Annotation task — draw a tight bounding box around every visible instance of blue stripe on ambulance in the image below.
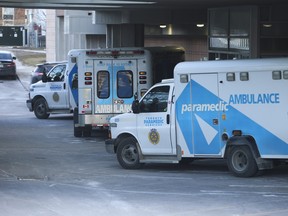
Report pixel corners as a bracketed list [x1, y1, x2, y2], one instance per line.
[176, 80, 288, 156]
[68, 64, 78, 105]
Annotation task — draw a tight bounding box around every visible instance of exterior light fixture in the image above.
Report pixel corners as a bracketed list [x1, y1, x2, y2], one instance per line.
[196, 23, 205, 28]
[160, 24, 167, 29]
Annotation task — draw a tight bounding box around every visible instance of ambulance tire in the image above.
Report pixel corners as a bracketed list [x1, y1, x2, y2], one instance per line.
[74, 127, 82, 137]
[73, 108, 82, 137]
[116, 137, 142, 169]
[227, 146, 258, 177]
[83, 126, 92, 137]
[34, 98, 50, 119]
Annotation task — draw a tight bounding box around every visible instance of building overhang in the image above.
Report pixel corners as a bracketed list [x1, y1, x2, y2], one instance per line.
[0, 0, 288, 10]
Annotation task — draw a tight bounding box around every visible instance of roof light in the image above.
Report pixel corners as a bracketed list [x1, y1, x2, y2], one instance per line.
[86, 51, 97, 55]
[133, 50, 145, 55]
[111, 51, 119, 57]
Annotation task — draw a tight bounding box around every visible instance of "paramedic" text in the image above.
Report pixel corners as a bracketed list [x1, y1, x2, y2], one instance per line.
[181, 101, 228, 114]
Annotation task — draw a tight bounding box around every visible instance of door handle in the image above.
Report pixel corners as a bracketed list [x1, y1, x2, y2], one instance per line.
[166, 114, 170, 124]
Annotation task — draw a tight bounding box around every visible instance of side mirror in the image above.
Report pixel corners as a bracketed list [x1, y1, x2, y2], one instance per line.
[134, 92, 138, 100]
[132, 99, 140, 114]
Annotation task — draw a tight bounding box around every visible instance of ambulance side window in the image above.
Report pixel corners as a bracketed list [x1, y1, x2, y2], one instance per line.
[117, 71, 133, 98]
[97, 71, 110, 98]
[139, 86, 170, 113]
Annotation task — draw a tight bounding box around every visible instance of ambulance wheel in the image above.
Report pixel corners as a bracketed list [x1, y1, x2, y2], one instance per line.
[83, 126, 92, 137]
[227, 146, 258, 177]
[74, 127, 82, 137]
[34, 98, 50, 119]
[116, 137, 142, 169]
[73, 108, 82, 137]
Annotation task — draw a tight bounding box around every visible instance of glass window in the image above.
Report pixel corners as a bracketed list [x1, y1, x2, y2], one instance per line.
[240, 72, 249, 81]
[140, 86, 170, 113]
[283, 70, 288, 80]
[230, 8, 250, 37]
[208, 7, 251, 57]
[272, 71, 281, 80]
[210, 37, 228, 49]
[47, 64, 66, 82]
[117, 71, 133, 98]
[230, 38, 249, 50]
[71, 73, 78, 90]
[209, 8, 229, 37]
[227, 72, 236, 81]
[97, 71, 110, 98]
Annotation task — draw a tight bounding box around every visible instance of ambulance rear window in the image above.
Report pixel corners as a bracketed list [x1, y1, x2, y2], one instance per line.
[97, 71, 110, 98]
[117, 71, 133, 98]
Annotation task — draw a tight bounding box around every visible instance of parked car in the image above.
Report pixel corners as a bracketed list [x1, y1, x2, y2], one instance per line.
[0, 51, 17, 80]
[31, 62, 60, 84]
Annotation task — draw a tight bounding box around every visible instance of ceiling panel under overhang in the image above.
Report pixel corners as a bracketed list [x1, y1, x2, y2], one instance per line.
[0, 0, 288, 10]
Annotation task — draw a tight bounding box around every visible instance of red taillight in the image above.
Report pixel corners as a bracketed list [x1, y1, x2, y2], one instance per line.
[86, 51, 97, 55]
[111, 51, 119, 57]
[7, 62, 15, 67]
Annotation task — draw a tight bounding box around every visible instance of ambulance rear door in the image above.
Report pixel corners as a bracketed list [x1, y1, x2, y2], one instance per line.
[94, 59, 137, 122]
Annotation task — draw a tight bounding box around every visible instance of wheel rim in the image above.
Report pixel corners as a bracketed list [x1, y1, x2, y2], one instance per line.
[121, 144, 138, 165]
[232, 150, 248, 172]
[36, 103, 45, 115]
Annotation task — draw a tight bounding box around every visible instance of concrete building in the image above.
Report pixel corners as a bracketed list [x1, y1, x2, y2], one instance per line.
[46, 3, 288, 62]
[0, 8, 47, 47]
[0, 8, 26, 46]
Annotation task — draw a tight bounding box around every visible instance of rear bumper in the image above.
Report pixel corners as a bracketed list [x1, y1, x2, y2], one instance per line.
[105, 139, 116, 154]
[0, 68, 16, 76]
[26, 99, 33, 111]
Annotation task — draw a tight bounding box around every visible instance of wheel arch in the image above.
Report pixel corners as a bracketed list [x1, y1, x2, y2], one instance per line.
[114, 133, 142, 156]
[224, 135, 260, 159]
[31, 95, 47, 110]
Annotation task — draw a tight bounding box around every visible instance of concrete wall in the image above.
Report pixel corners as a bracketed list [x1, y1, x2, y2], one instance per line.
[46, 10, 107, 61]
[46, 9, 57, 62]
[46, 9, 208, 61]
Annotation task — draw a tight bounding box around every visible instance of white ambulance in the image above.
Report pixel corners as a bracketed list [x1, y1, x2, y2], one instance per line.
[105, 58, 288, 177]
[70, 47, 185, 137]
[26, 62, 77, 119]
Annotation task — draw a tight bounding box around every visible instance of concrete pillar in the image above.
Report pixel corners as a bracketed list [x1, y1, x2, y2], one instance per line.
[106, 24, 144, 48]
